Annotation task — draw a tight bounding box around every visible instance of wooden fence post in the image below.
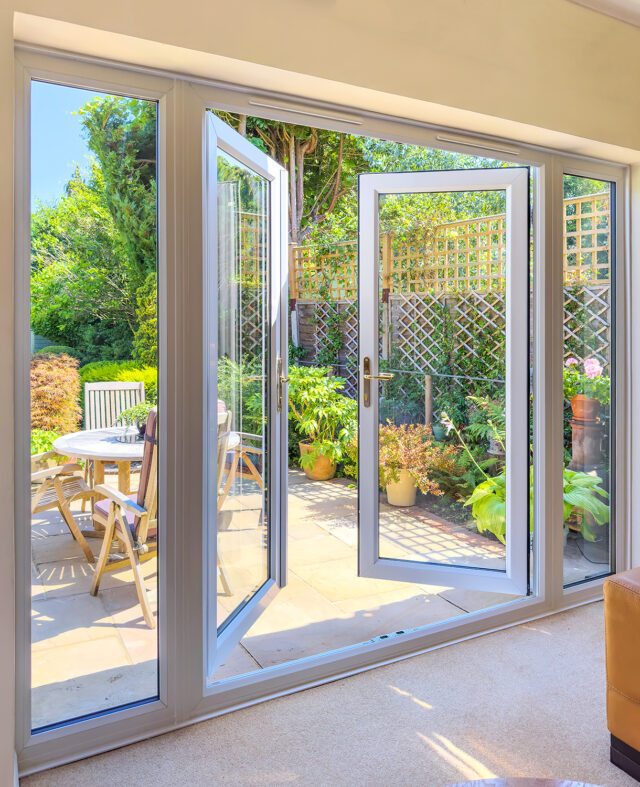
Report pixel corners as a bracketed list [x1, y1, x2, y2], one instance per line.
[424, 374, 433, 427]
[289, 244, 300, 346]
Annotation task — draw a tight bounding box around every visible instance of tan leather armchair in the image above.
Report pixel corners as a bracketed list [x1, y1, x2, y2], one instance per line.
[604, 567, 640, 781]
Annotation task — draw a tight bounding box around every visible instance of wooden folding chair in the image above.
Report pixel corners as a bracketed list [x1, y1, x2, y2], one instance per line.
[90, 408, 158, 628]
[31, 452, 97, 564]
[81, 381, 146, 510]
[219, 432, 264, 509]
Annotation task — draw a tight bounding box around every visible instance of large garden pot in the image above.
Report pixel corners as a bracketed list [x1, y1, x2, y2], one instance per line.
[299, 441, 336, 481]
[386, 469, 417, 507]
[570, 394, 600, 422]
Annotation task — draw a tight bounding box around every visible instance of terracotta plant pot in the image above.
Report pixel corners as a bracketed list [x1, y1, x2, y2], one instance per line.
[299, 441, 336, 481]
[570, 394, 600, 422]
[386, 468, 417, 507]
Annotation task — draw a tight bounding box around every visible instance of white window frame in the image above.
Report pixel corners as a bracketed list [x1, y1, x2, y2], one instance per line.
[358, 168, 530, 595]
[13, 48, 629, 777]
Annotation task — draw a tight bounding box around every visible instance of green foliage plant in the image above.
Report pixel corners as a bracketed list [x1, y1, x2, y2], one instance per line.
[31, 354, 82, 434]
[440, 412, 610, 543]
[378, 422, 458, 495]
[133, 271, 158, 365]
[117, 401, 154, 428]
[465, 395, 506, 447]
[31, 428, 61, 456]
[287, 365, 357, 470]
[216, 356, 265, 436]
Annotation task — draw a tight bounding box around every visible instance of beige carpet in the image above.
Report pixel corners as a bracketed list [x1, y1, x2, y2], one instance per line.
[22, 602, 636, 787]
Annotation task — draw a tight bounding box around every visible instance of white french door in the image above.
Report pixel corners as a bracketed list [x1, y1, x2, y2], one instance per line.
[205, 113, 289, 678]
[358, 168, 530, 595]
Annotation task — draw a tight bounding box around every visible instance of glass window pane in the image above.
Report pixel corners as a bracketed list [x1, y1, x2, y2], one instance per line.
[562, 175, 614, 587]
[30, 82, 159, 728]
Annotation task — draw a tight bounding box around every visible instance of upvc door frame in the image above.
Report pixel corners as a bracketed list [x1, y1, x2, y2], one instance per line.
[14, 51, 178, 772]
[357, 167, 530, 595]
[203, 110, 289, 682]
[13, 46, 629, 777]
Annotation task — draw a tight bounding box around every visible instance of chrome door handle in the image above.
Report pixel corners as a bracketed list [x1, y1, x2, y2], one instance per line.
[362, 357, 393, 407]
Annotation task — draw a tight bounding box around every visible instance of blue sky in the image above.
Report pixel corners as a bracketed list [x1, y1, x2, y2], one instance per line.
[30, 81, 105, 211]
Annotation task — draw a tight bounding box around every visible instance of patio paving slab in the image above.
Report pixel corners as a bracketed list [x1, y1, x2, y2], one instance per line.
[31, 660, 157, 731]
[292, 555, 419, 604]
[31, 593, 117, 651]
[438, 587, 519, 613]
[214, 644, 261, 682]
[287, 531, 355, 566]
[32, 635, 133, 689]
[334, 588, 465, 639]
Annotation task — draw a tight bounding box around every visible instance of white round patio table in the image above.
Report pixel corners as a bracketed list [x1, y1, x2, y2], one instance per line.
[53, 426, 145, 494]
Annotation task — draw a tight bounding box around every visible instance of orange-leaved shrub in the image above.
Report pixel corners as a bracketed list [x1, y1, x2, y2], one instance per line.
[31, 353, 82, 434]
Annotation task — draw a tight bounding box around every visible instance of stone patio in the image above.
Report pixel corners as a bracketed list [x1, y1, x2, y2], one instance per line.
[31, 468, 596, 728]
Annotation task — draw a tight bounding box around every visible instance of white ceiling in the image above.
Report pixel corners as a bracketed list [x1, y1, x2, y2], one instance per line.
[568, 0, 640, 27]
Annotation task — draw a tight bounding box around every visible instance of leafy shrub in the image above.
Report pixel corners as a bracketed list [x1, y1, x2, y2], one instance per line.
[36, 345, 82, 360]
[31, 428, 61, 456]
[133, 271, 158, 365]
[31, 354, 82, 433]
[79, 360, 158, 404]
[288, 365, 357, 468]
[217, 356, 264, 435]
[378, 422, 458, 495]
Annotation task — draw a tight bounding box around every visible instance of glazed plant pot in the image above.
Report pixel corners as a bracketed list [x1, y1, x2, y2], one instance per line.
[299, 441, 337, 481]
[570, 394, 600, 422]
[431, 423, 446, 441]
[386, 468, 417, 507]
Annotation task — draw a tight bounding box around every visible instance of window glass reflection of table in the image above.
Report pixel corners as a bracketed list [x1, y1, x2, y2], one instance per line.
[53, 426, 145, 494]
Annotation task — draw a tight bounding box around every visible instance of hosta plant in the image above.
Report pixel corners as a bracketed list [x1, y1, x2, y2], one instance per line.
[441, 411, 609, 543]
[465, 466, 609, 543]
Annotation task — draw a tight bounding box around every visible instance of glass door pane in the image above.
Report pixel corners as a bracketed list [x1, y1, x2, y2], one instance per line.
[562, 174, 615, 587]
[216, 150, 269, 629]
[205, 113, 287, 678]
[358, 168, 529, 595]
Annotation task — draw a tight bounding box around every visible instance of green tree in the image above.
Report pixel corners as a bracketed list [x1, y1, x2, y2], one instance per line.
[30, 167, 135, 361]
[133, 271, 158, 365]
[77, 96, 157, 298]
[30, 95, 158, 363]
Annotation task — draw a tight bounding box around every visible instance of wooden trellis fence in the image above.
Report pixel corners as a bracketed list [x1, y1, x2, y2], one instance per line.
[236, 193, 612, 408]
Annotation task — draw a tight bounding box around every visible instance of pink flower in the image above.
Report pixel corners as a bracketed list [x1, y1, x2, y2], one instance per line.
[565, 358, 579, 367]
[440, 413, 454, 436]
[583, 358, 603, 380]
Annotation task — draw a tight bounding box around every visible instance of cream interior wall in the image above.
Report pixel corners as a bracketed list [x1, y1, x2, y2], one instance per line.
[2, 1, 640, 783]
